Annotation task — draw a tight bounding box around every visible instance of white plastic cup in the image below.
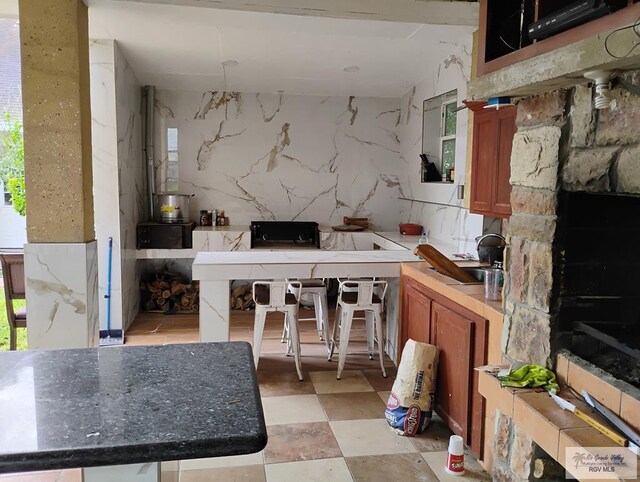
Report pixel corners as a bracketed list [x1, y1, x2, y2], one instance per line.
[484, 268, 501, 301]
[445, 435, 465, 476]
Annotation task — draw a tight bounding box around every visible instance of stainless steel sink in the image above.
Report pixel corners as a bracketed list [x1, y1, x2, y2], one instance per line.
[462, 267, 485, 283]
[428, 266, 485, 283]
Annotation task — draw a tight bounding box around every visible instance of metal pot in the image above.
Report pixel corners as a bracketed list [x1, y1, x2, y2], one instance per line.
[154, 193, 195, 224]
[475, 233, 506, 265]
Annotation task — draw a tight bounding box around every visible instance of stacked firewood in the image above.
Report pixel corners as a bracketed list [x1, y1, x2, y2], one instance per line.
[230, 284, 255, 311]
[140, 271, 199, 314]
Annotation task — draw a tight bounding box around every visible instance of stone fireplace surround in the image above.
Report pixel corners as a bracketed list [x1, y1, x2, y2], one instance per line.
[493, 70, 640, 480]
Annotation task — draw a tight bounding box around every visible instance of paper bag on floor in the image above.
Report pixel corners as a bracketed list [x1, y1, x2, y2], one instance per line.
[385, 339, 439, 436]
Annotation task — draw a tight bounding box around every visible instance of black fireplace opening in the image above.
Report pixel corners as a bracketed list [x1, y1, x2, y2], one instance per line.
[557, 191, 640, 388]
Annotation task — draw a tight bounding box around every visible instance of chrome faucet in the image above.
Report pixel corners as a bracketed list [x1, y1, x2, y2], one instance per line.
[475, 233, 506, 247]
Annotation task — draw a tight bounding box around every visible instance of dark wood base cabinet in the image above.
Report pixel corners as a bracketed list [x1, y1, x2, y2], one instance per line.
[400, 276, 488, 457]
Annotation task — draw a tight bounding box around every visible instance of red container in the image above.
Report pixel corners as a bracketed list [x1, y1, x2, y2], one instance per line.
[399, 223, 422, 235]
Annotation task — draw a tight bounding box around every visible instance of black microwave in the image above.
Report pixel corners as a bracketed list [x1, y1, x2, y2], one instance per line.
[136, 222, 195, 249]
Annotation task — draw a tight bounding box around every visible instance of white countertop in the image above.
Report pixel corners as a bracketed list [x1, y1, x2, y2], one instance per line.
[194, 250, 419, 265]
[193, 250, 421, 280]
[138, 226, 471, 260]
[373, 232, 464, 259]
[194, 225, 250, 232]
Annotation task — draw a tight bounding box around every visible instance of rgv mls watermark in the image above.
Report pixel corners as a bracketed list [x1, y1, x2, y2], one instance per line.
[565, 447, 638, 479]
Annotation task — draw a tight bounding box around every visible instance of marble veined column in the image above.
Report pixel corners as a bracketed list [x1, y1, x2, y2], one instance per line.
[19, 0, 99, 348]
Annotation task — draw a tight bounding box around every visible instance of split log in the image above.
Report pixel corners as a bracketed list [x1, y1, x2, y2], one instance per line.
[140, 271, 200, 314]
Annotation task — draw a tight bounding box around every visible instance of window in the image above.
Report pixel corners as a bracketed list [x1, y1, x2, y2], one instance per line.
[422, 90, 457, 183]
[166, 127, 179, 193]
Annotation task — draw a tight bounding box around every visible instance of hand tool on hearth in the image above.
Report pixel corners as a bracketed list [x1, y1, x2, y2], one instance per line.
[550, 392, 626, 446]
[581, 390, 640, 454]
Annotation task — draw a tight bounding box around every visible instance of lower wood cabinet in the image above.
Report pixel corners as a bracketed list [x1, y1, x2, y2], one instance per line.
[400, 275, 488, 457]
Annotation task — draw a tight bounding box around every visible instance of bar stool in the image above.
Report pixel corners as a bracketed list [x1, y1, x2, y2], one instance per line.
[329, 279, 387, 380]
[252, 281, 303, 381]
[284, 279, 330, 353]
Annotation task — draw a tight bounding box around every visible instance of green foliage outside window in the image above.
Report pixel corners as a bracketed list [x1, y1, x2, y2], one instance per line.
[0, 112, 26, 216]
[443, 102, 457, 137]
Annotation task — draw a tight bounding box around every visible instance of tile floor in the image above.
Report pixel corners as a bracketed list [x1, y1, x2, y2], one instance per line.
[1, 310, 490, 481]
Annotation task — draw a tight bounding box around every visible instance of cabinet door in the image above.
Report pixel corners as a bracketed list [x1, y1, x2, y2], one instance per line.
[431, 302, 473, 442]
[470, 109, 497, 215]
[492, 107, 516, 216]
[400, 277, 432, 354]
[470, 105, 515, 218]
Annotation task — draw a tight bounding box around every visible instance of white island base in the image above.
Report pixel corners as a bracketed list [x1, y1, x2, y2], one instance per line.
[192, 250, 422, 363]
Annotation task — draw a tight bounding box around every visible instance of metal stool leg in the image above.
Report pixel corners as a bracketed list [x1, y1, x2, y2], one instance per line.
[374, 308, 387, 378]
[253, 307, 267, 370]
[365, 311, 375, 360]
[329, 303, 342, 361]
[286, 307, 304, 381]
[319, 290, 330, 353]
[337, 307, 355, 380]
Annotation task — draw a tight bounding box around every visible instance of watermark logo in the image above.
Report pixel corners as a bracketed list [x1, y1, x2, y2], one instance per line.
[565, 447, 638, 479]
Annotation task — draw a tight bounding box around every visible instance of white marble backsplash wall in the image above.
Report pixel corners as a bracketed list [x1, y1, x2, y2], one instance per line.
[90, 39, 125, 334]
[24, 242, 99, 349]
[91, 40, 145, 333]
[153, 91, 405, 230]
[114, 42, 145, 330]
[397, 35, 483, 256]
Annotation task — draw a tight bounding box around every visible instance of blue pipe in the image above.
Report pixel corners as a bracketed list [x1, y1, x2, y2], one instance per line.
[105, 237, 113, 333]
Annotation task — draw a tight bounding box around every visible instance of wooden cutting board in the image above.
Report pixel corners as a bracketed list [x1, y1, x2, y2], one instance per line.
[414, 244, 478, 283]
[343, 216, 369, 229]
[331, 224, 365, 232]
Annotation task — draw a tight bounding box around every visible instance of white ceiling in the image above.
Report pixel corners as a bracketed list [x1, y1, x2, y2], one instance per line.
[87, 1, 475, 97]
[113, 0, 479, 26]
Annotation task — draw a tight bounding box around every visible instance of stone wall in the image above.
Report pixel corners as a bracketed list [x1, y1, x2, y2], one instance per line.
[492, 71, 640, 481]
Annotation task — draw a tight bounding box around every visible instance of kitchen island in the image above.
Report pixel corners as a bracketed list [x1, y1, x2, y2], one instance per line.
[0, 342, 266, 481]
[192, 250, 422, 361]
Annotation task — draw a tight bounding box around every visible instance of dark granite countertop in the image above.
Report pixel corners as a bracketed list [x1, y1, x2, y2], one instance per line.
[0, 342, 267, 473]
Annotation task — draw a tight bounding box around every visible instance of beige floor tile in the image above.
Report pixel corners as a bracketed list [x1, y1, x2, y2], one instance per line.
[309, 370, 374, 394]
[257, 371, 316, 397]
[378, 391, 391, 405]
[330, 419, 416, 457]
[421, 450, 491, 481]
[160, 461, 179, 482]
[180, 451, 264, 470]
[179, 465, 265, 482]
[410, 415, 454, 452]
[264, 422, 342, 464]
[0, 470, 81, 482]
[362, 368, 396, 391]
[346, 453, 438, 482]
[318, 392, 386, 421]
[161, 461, 180, 472]
[264, 458, 353, 482]
[262, 395, 327, 426]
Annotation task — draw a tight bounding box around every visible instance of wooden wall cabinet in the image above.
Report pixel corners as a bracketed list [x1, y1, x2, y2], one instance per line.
[469, 105, 516, 218]
[399, 276, 487, 456]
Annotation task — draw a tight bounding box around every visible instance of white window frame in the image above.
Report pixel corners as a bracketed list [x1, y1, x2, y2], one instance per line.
[161, 122, 179, 193]
[439, 98, 457, 175]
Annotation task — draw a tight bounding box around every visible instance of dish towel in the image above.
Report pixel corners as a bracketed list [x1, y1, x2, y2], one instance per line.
[498, 364, 559, 393]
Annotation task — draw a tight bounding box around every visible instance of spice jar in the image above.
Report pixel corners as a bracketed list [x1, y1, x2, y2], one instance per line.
[199, 210, 210, 226]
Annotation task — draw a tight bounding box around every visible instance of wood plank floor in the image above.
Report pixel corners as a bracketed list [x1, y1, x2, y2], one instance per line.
[126, 307, 397, 374]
